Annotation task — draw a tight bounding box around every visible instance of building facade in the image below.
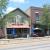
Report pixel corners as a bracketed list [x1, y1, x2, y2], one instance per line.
[3, 8, 30, 38]
[26, 6, 43, 24]
[0, 6, 48, 38]
[25, 6, 47, 36]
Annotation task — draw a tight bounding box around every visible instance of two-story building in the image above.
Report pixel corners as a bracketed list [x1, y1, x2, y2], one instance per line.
[3, 8, 30, 38]
[26, 6, 43, 24]
[25, 6, 47, 36]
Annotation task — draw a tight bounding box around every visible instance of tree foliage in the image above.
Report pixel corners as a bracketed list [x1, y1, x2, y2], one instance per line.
[0, 0, 8, 28]
[40, 4, 50, 28]
[0, 0, 8, 16]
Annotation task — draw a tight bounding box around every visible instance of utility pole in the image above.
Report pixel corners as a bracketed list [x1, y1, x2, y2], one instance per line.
[29, 18, 31, 37]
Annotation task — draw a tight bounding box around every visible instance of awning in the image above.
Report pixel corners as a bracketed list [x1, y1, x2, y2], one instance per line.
[6, 24, 30, 28]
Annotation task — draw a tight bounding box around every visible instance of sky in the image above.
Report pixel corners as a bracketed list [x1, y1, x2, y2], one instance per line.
[6, 0, 50, 13]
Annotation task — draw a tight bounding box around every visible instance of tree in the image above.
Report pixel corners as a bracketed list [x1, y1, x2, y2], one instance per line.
[0, 0, 8, 28]
[0, 0, 8, 38]
[40, 4, 50, 35]
[0, 0, 8, 16]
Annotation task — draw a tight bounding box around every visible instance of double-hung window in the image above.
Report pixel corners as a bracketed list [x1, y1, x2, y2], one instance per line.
[35, 12, 40, 22]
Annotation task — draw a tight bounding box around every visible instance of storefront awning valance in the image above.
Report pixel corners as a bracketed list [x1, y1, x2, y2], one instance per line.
[6, 24, 30, 28]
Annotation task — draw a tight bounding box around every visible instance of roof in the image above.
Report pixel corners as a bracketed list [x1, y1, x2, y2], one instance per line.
[4, 8, 30, 19]
[30, 6, 43, 9]
[30, 6, 43, 11]
[26, 6, 43, 12]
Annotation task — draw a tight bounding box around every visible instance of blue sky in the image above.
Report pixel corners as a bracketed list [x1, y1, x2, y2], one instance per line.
[6, 0, 50, 13]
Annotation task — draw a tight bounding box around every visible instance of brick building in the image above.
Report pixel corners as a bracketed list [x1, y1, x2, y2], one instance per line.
[25, 6, 47, 36]
[26, 6, 43, 24]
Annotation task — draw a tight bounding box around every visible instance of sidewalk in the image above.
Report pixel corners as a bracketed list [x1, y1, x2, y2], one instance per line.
[0, 37, 50, 48]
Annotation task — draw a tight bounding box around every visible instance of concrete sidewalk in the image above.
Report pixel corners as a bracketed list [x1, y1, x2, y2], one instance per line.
[0, 37, 50, 48]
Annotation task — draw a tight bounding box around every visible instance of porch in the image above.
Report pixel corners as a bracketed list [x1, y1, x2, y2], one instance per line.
[6, 23, 30, 38]
[7, 28, 30, 38]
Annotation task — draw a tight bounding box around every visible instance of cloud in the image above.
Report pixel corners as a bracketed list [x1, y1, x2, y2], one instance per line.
[5, 7, 15, 13]
[5, 0, 29, 13]
[9, 0, 29, 3]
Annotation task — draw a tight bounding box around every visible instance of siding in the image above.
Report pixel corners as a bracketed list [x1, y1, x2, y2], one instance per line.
[6, 9, 30, 28]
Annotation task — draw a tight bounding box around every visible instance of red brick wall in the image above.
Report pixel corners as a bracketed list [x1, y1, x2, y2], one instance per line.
[0, 28, 5, 38]
[31, 7, 43, 24]
[26, 7, 43, 24]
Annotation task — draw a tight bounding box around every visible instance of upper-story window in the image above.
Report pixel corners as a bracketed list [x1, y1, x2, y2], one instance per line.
[16, 15, 22, 24]
[9, 15, 21, 24]
[9, 18, 16, 23]
[35, 12, 40, 21]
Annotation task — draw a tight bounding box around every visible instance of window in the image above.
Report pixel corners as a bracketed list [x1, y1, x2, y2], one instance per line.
[9, 18, 16, 24]
[9, 15, 22, 24]
[35, 12, 40, 21]
[16, 15, 22, 24]
[12, 18, 16, 23]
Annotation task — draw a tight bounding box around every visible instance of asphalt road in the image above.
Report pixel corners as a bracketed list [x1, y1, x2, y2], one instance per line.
[0, 43, 50, 50]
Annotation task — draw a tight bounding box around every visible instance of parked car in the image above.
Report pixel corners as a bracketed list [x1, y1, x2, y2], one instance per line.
[31, 28, 44, 37]
[31, 33, 39, 37]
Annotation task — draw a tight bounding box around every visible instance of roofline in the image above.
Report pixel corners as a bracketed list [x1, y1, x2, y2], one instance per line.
[26, 6, 43, 12]
[4, 8, 30, 19]
[30, 6, 43, 10]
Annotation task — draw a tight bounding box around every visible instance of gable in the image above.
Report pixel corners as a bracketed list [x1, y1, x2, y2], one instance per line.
[4, 8, 29, 19]
[14, 9, 28, 18]
[4, 8, 30, 25]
